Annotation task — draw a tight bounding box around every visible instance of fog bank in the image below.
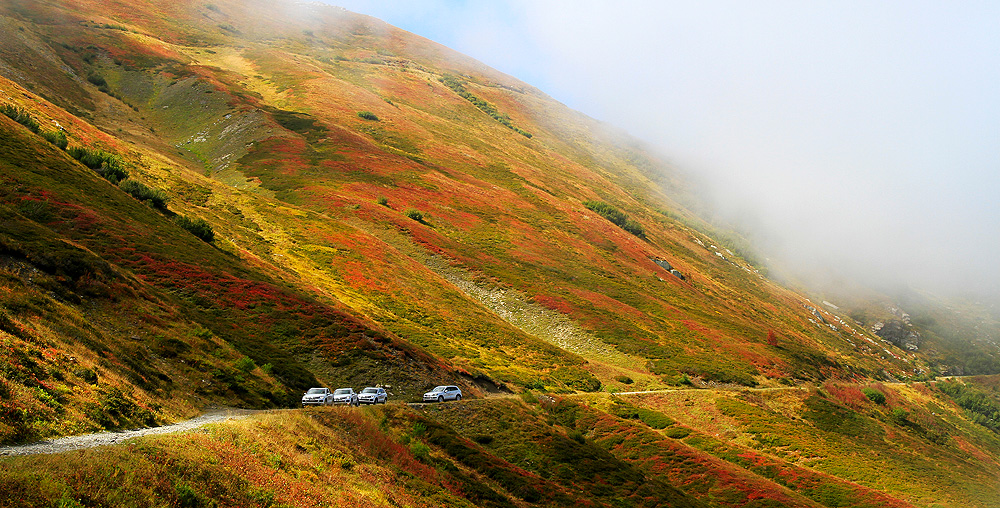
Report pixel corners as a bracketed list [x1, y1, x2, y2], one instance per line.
[331, 0, 1000, 300]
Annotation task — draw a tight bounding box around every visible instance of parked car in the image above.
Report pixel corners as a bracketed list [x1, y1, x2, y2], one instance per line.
[423, 385, 462, 403]
[358, 386, 388, 405]
[332, 387, 359, 406]
[301, 387, 333, 407]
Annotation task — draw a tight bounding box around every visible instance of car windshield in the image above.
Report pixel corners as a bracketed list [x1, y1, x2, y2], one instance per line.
[306, 388, 325, 394]
[361, 388, 378, 394]
[334, 389, 352, 395]
[430, 386, 447, 392]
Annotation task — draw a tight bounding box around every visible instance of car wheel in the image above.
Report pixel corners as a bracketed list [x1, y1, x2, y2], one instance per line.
[437, 395, 444, 403]
[456, 394, 462, 401]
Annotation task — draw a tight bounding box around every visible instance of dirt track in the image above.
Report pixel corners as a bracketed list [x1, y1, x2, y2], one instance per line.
[0, 408, 262, 457]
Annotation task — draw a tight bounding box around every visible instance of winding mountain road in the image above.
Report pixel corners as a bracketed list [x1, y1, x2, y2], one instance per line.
[0, 378, 959, 458]
[0, 408, 262, 457]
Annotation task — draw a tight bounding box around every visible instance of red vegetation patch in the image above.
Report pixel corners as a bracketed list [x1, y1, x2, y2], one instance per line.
[824, 382, 869, 408]
[567, 287, 649, 324]
[532, 293, 575, 315]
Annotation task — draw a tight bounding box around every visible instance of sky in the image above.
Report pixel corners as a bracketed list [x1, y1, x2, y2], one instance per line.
[330, 1, 1000, 300]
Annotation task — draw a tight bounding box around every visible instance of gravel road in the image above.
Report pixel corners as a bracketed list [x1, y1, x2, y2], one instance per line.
[0, 408, 263, 457]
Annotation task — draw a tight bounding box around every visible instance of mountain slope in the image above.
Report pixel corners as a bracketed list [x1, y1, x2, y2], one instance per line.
[2, 1, 1000, 506]
[0, 0, 951, 439]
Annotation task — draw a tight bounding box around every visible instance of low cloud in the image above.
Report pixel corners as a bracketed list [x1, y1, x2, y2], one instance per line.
[331, 1, 1000, 299]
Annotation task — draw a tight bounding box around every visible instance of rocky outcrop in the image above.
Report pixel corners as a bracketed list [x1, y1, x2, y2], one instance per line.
[872, 320, 920, 351]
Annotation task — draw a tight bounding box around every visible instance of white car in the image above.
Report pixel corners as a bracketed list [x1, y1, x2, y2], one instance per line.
[332, 387, 359, 406]
[358, 387, 388, 405]
[423, 385, 462, 403]
[301, 387, 333, 406]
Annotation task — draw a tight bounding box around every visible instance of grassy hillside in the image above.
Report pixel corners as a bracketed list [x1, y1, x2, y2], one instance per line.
[4, 376, 1000, 507]
[4, 0, 925, 389]
[1, 0, 999, 505]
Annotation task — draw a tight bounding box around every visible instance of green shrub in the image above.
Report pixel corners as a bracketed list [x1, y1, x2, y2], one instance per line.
[623, 219, 645, 238]
[862, 387, 886, 405]
[519, 391, 538, 404]
[1, 103, 40, 133]
[664, 426, 692, 439]
[119, 179, 168, 209]
[74, 368, 98, 384]
[438, 75, 532, 138]
[404, 209, 424, 223]
[614, 375, 634, 385]
[892, 408, 909, 424]
[938, 380, 1000, 433]
[409, 441, 430, 460]
[376, 195, 389, 206]
[175, 215, 215, 243]
[175, 483, 214, 508]
[636, 408, 675, 429]
[86, 73, 107, 88]
[411, 422, 427, 437]
[583, 201, 645, 238]
[234, 357, 256, 373]
[68, 147, 129, 184]
[41, 130, 68, 149]
[357, 111, 379, 121]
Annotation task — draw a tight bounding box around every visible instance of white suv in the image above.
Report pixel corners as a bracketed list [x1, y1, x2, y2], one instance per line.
[358, 387, 388, 405]
[423, 385, 462, 403]
[332, 388, 359, 406]
[301, 387, 333, 406]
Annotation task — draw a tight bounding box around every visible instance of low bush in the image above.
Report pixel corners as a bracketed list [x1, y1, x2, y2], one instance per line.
[376, 195, 389, 206]
[234, 357, 256, 373]
[86, 73, 107, 88]
[119, 179, 168, 209]
[409, 441, 430, 460]
[862, 387, 886, 405]
[404, 209, 424, 223]
[68, 147, 129, 184]
[663, 426, 691, 439]
[938, 380, 1000, 433]
[41, 130, 68, 149]
[438, 75, 532, 138]
[1, 103, 40, 133]
[175, 215, 215, 243]
[582, 201, 645, 238]
[357, 111, 379, 121]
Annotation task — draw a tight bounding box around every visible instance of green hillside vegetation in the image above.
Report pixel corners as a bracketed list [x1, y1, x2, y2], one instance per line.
[0, 0, 999, 505]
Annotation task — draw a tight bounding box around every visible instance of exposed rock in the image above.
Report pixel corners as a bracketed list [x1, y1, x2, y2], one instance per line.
[652, 258, 673, 271]
[873, 320, 920, 351]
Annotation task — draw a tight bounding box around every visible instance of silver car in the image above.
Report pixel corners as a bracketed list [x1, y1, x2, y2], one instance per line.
[332, 387, 359, 406]
[423, 385, 462, 403]
[301, 387, 333, 406]
[358, 387, 387, 405]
